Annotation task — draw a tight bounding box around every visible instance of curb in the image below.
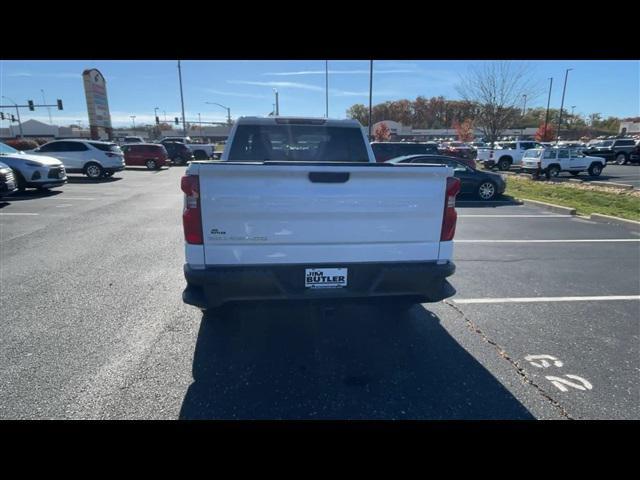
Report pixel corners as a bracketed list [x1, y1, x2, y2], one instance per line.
[518, 198, 577, 215]
[589, 213, 640, 228]
[587, 181, 634, 190]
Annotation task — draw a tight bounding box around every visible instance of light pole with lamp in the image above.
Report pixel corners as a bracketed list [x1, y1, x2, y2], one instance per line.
[206, 102, 231, 125]
[273, 89, 279, 116]
[2, 96, 23, 138]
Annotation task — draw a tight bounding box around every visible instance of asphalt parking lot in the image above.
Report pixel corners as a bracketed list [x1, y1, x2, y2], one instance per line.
[0, 167, 638, 419]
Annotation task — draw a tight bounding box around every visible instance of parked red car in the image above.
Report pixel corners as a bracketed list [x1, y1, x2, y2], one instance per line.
[121, 143, 169, 170]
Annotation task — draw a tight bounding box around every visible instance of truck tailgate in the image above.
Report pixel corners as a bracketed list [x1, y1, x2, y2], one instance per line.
[196, 162, 451, 265]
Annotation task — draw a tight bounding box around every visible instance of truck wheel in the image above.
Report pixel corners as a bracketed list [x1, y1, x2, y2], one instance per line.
[145, 159, 157, 170]
[84, 163, 104, 179]
[497, 158, 511, 171]
[545, 165, 561, 179]
[477, 181, 497, 200]
[615, 153, 628, 165]
[588, 163, 603, 177]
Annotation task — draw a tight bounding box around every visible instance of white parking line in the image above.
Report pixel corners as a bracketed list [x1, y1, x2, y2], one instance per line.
[0, 212, 39, 216]
[454, 239, 640, 243]
[458, 215, 572, 218]
[452, 295, 640, 304]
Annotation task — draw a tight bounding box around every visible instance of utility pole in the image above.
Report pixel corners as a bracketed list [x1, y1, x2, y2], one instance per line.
[178, 60, 187, 137]
[41, 89, 52, 124]
[130, 115, 136, 130]
[198, 113, 202, 139]
[325, 60, 329, 118]
[556, 68, 572, 144]
[273, 89, 279, 116]
[368, 60, 373, 139]
[544, 77, 553, 140]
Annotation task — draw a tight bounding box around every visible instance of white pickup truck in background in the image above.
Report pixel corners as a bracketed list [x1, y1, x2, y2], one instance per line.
[180, 116, 460, 311]
[477, 140, 542, 171]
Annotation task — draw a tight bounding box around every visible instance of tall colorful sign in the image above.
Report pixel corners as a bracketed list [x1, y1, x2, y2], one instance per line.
[82, 68, 113, 139]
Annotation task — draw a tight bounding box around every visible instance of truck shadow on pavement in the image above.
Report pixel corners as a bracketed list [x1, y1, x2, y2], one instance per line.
[179, 301, 534, 420]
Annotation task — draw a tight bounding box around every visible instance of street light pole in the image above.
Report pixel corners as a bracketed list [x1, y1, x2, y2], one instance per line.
[273, 89, 279, 116]
[556, 68, 572, 144]
[325, 60, 329, 118]
[368, 60, 373, 139]
[130, 115, 136, 130]
[41, 89, 52, 124]
[177, 60, 187, 138]
[206, 102, 232, 125]
[198, 113, 202, 139]
[544, 77, 553, 140]
[2, 96, 23, 138]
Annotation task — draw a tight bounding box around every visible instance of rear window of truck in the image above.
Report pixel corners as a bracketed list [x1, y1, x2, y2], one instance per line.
[228, 125, 370, 162]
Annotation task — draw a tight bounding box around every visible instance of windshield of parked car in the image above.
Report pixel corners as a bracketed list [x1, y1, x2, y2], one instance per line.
[523, 149, 543, 159]
[0, 143, 20, 155]
[228, 124, 370, 162]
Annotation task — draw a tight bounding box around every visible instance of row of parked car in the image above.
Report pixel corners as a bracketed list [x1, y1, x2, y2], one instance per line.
[0, 135, 205, 198]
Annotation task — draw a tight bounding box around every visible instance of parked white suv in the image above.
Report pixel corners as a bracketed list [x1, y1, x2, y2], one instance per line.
[521, 147, 606, 178]
[29, 140, 125, 179]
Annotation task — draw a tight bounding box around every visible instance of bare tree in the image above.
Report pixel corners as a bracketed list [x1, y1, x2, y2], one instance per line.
[456, 62, 540, 145]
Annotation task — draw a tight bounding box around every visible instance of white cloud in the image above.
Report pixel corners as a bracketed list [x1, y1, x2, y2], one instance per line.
[228, 80, 324, 91]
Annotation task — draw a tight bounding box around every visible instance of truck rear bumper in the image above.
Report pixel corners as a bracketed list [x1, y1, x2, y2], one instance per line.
[183, 261, 456, 309]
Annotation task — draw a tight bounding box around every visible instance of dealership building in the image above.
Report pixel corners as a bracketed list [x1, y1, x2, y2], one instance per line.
[371, 120, 538, 141]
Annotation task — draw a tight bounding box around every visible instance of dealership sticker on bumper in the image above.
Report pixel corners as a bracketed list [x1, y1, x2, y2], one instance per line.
[305, 268, 348, 289]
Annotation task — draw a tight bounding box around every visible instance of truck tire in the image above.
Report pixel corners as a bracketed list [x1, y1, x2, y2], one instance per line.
[193, 150, 208, 160]
[588, 163, 603, 177]
[545, 165, 561, 179]
[145, 159, 157, 170]
[615, 153, 628, 165]
[497, 157, 511, 171]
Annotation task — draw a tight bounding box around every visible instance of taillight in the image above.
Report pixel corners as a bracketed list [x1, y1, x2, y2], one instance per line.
[181, 175, 203, 244]
[441, 177, 461, 241]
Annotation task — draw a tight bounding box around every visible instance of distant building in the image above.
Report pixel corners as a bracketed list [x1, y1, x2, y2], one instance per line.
[370, 120, 538, 141]
[0, 119, 91, 139]
[619, 121, 640, 136]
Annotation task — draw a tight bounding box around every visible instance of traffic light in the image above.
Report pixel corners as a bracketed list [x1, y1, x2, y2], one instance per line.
[57, 99, 63, 110]
[0, 112, 4, 120]
[11, 115, 16, 122]
[155, 116, 160, 125]
[175, 117, 179, 125]
[28, 100, 35, 111]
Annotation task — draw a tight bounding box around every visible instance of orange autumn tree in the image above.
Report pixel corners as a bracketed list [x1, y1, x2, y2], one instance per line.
[374, 122, 391, 141]
[454, 119, 475, 142]
[535, 122, 556, 142]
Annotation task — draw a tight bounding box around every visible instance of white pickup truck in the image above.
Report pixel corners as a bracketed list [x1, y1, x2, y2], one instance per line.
[180, 116, 460, 311]
[477, 140, 541, 171]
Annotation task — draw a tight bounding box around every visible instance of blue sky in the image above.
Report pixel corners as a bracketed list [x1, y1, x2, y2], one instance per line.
[0, 60, 638, 128]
